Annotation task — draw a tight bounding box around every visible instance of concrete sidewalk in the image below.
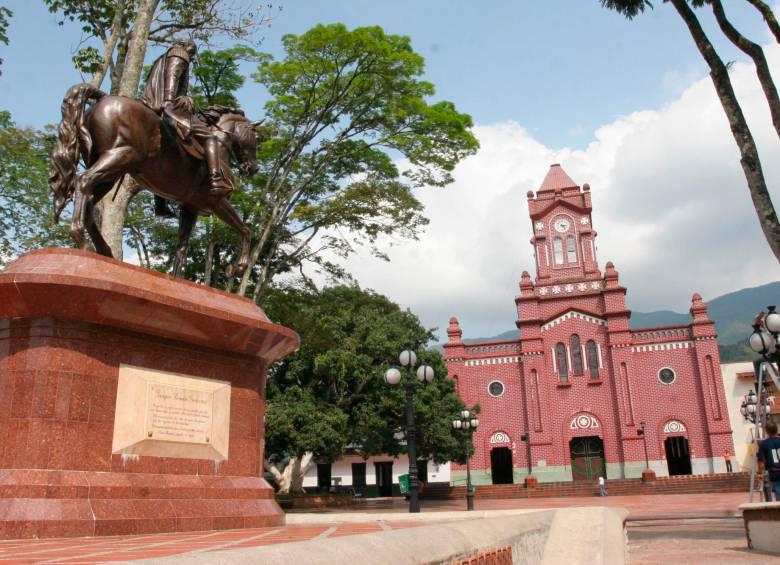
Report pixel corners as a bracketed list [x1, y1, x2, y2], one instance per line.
[0, 492, 755, 564]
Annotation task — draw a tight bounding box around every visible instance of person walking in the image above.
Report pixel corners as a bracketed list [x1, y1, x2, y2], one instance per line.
[598, 476, 607, 497]
[724, 450, 732, 473]
[757, 421, 780, 501]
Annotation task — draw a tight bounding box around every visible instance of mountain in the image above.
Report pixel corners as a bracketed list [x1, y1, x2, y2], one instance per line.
[445, 281, 780, 351]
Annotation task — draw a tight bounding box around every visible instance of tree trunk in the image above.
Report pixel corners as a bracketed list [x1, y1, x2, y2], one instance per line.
[711, 0, 780, 140]
[99, 0, 160, 259]
[670, 0, 780, 262]
[204, 221, 216, 286]
[118, 0, 159, 97]
[99, 178, 141, 260]
[744, 0, 780, 44]
[90, 0, 125, 89]
[263, 453, 315, 495]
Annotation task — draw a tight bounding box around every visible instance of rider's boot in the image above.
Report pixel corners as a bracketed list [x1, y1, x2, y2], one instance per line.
[204, 138, 233, 198]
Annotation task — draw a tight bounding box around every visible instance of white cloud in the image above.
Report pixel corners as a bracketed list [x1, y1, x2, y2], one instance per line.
[314, 44, 780, 341]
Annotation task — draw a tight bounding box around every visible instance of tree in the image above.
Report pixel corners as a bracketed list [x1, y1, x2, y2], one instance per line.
[235, 24, 479, 299]
[0, 5, 10, 76]
[600, 0, 780, 261]
[45, 0, 280, 258]
[261, 285, 466, 494]
[124, 28, 478, 300]
[0, 112, 71, 264]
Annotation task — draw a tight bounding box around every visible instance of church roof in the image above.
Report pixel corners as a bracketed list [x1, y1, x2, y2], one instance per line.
[538, 164, 579, 193]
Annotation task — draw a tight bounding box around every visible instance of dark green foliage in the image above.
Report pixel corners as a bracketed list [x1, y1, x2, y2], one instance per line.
[0, 5, 11, 76]
[0, 111, 72, 264]
[191, 46, 267, 108]
[600, 0, 654, 18]
[262, 285, 468, 464]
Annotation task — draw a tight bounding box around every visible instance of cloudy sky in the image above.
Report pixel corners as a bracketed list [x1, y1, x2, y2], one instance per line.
[2, 1, 780, 339]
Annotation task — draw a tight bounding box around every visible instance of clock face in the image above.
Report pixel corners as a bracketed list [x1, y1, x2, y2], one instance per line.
[554, 218, 570, 233]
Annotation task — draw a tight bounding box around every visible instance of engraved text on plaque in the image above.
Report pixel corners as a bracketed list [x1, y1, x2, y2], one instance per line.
[146, 384, 214, 444]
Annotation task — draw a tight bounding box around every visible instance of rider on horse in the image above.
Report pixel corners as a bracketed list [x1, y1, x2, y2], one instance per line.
[142, 39, 234, 216]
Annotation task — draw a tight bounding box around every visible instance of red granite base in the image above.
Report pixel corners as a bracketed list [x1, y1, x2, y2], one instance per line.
[641, 469, 657, 483]
[0, 470, 283, 539]
[0, 250, 298, 539]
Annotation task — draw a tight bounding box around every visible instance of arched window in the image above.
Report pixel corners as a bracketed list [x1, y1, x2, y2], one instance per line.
[570, 334, 583, 375]
[556, 342, 568, 381]
[566, 236, 577, 263]
[553, 238, 564, 265]
[587, 340, 599, 379]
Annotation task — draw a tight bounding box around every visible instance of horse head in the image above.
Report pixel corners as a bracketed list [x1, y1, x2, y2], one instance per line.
[217, 112, 260, 178]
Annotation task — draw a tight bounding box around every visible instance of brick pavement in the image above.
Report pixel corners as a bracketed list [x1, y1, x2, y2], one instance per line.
[0, 492, 758, 564]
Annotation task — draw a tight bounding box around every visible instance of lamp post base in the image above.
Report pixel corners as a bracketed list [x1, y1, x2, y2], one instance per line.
[525, 475, 539, 488]
[641, 469, 657, 482]
[466, 491, 475, 511]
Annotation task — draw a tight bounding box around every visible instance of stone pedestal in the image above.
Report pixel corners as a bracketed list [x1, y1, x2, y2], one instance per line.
[0, 249, 299, 539]
[524, 475, 539, 488]
[641, 469, 657, 482]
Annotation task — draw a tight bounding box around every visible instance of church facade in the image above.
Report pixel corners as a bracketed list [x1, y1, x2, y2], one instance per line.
[444, 164, 734, 484]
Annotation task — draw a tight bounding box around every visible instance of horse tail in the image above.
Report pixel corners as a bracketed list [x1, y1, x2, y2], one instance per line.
[49, 83, 106, 222]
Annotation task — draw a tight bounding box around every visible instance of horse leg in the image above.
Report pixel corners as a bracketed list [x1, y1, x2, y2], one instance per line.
[173, 206, 197, 278]
[69, 147, 136, 250]
[84, 182, 114, 257]
[212, 198, 250, 279]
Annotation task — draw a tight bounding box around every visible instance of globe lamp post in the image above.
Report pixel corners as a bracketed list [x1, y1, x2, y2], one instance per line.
[745, 305, 780, 502]
[452, 409, 479, 511]
[384, 349, 434, 513]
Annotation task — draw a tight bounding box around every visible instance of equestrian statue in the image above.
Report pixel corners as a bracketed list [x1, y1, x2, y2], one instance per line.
[49, 39, 261, 278]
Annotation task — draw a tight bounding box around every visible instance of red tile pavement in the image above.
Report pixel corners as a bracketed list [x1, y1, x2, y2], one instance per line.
[0, 492, 759, 564]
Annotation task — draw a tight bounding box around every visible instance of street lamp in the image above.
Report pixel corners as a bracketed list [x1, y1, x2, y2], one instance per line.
[520, 432, 532, 477]
[637, 421, 650, 471]
[452, 408, 479, 511]
[745, 306, 780, 502]
[384, 349, 435, 513]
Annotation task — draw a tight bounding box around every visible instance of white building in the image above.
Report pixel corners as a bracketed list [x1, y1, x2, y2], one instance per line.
[301, 454, 451, 497]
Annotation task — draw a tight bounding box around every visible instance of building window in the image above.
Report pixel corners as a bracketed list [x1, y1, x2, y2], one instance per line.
[553, 238, 564, 265]
[658, 367, 676, 385]
[352, 462, 366, 488]
[488, 380, 505, 397]
[566, 235, 577, 263]
[587, 340, 599, 379]
[570, 334, 583, 375]
[556, 342, 568, 381]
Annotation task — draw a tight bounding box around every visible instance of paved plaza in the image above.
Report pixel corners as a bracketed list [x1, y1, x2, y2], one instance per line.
[0, 492, 775, 564]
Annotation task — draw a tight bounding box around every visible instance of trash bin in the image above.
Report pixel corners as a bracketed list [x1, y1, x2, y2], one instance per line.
[398, 474, 409, 495]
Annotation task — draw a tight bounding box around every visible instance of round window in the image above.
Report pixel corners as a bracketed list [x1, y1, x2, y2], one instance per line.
[658, 368, 676, 385]
[488, 381, 505, 397]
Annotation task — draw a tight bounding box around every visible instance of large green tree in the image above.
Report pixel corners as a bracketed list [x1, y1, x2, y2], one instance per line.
[0, 112, 71, 264]
[126, 27, 478, 301]
[261, 285, 467, 494]
[600, 0, 780, 262]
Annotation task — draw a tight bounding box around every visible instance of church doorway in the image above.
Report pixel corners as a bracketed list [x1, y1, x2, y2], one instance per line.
[664, 436, 692, 476]
[490, 447, 514, 484]
[570, 436, 606, 481]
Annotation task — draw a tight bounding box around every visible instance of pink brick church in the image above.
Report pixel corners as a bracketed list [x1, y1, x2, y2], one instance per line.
[444, 164, 733, 484]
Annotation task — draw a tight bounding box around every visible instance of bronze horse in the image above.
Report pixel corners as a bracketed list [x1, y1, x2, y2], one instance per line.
[49, 83, 260, 278]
